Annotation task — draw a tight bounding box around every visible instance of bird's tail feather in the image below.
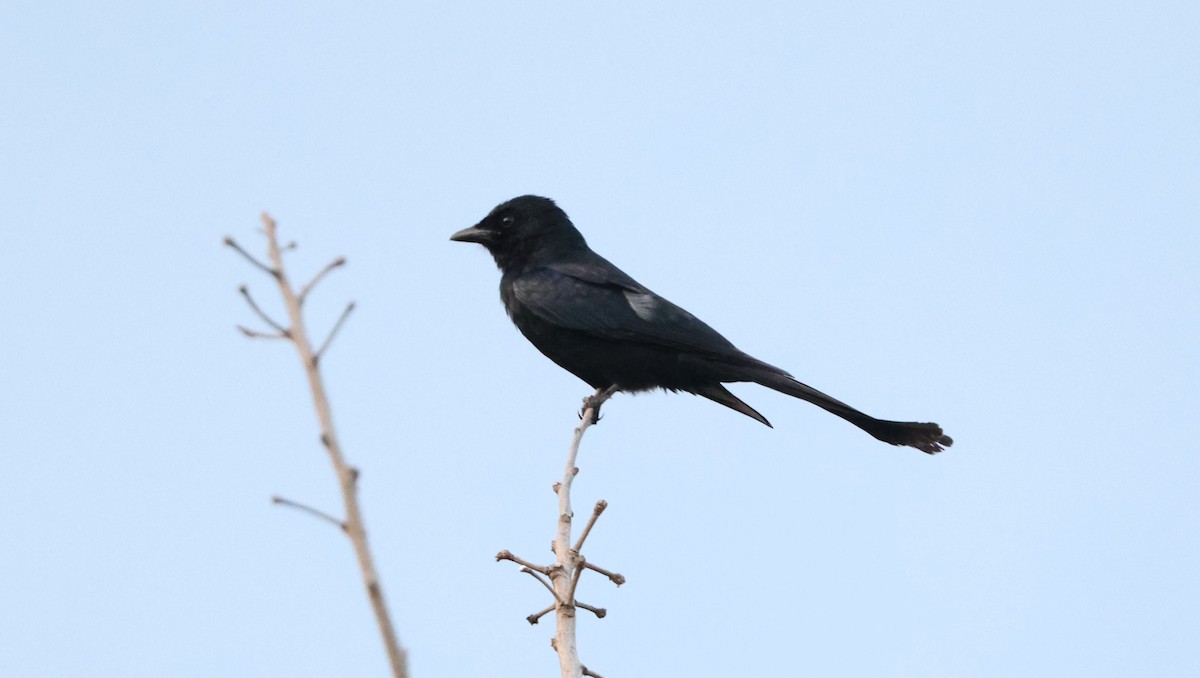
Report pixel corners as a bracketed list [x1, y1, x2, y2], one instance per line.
[748, 369, 952, 454]
[693, 384, 773, 428]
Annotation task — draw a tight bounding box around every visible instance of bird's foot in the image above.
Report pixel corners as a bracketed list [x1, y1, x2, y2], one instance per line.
[579, 387, 618, 425]
[578, 396, 603, 424]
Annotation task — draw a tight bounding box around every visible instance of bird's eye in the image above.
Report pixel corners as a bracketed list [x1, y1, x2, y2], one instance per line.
[500, 214, 515, 226]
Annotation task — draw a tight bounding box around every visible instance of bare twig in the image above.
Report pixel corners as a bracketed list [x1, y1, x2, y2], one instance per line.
[573, 500, 608, 552]
[237, 325, 288, 340]
[229, 215, 408, 678]
[583, 561, 626, 587]
[238, 285, 289, 335]
[527, 604, 555, 625]
[314, 302, 355, 361]
[575, 602, 606, 619]
[224, 236, 277, 278]
[496, 550, 551, 575]
[522, 567, 562, 602]
[582, 665, 605, 678]
[272, 495, 346, 531]
[299, 256, 346, 305]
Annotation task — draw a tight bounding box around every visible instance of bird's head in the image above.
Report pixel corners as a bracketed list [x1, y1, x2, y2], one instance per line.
[451, 195, 587, 271]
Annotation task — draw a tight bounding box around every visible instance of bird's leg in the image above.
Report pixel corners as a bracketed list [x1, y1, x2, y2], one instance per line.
[579, 386, 619, 424]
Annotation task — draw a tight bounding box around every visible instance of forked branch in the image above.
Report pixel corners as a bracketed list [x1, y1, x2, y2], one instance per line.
[497, 387, 624, 678]
[226, 215, 408, 678]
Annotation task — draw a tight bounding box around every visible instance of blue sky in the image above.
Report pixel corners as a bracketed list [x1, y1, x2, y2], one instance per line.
[1, 1, 1197, 676]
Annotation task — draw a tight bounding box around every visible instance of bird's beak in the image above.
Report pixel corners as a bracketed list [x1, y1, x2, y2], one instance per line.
[450, 225, 493, 245]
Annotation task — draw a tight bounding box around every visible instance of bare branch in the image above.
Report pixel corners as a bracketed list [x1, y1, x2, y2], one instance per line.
[527, 604, 555, 625]
[238, 285, 288, 335]
[582, 665, 605, 678]
[228, 215, 407, 677]
[547, 386, 617, 678]
[566, 557, 585, 605]
[575, 602, 606, 619]
[224, 236, 278, 278]
[522, 567, 562, 602]
[272, 495, 346, 531]
[299, 256, 347, 305]
[496, 549, 551, 575]
[583, 561, 626, 587]
[237, 325, 288, 340]
[314, 301, 355, 361]
[573, 499, 608, 552]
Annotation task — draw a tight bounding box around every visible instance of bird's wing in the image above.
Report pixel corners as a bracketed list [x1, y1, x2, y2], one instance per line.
[511, 262, 743, 357]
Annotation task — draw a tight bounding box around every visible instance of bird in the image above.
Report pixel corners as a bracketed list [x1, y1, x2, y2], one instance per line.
[451, 195, 952, 454]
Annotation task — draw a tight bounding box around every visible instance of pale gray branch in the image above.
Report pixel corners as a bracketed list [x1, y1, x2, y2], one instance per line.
[228, 215, 408, 678]
[573, 499, 608, 552]
[550, 387, 615, 678]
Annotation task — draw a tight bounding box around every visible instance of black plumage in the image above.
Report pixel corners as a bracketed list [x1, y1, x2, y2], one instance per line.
[451, 195, 952, 454]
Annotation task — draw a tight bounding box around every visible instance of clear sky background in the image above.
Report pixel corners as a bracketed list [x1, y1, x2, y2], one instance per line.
[2, 2, 1197, 676]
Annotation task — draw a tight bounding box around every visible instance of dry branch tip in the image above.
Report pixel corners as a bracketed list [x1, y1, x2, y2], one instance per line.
[238, 286, 288, 334]
[527, 604, 555, 625]
[225, 235, 278, 278]
[298, 256, 348, 304]
[237, 325, 287, 340]
[496, 550, 550, 574]
[572, 499, 609, 553]
[576, 601, 606, 619]
[271, 495, 346, 531]
[315, 301, 355, 359]
[582, 561, 625, 586]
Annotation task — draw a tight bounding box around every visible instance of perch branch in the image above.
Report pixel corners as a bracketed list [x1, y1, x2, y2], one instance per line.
[549, 386, 614, 678]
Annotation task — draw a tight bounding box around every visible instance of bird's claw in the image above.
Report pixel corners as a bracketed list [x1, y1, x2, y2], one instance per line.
[579, 395, 605, 424]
